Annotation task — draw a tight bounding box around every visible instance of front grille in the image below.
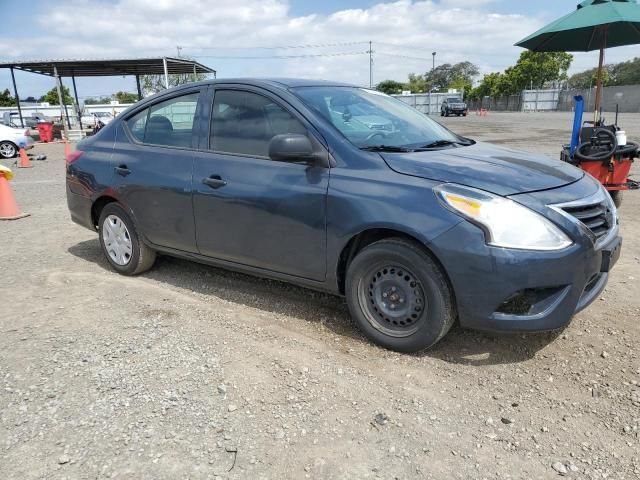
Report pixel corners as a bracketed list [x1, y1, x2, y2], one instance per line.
[561, 200, 612, 240]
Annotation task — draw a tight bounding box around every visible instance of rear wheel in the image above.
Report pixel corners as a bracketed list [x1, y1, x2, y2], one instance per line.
[0, 141, 17, 159]
[609, 190, 623, 208]
[98, 203, 156, 275]
[345, 238, 456, 352]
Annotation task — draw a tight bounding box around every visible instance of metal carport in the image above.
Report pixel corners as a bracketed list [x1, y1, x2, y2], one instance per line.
[0, 57, 215, 136]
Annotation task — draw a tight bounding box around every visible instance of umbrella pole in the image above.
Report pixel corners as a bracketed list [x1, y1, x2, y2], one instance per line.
[594, 46, 604, 124]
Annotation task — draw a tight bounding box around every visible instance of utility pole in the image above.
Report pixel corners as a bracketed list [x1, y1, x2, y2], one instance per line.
[176, 45, 182, 58]
[368, 41, 373, 88]
[430, 52, 436, 115]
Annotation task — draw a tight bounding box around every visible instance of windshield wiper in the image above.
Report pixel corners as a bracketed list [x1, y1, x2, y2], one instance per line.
[360, 145, 413, 152]
[417, 139, 470, 150]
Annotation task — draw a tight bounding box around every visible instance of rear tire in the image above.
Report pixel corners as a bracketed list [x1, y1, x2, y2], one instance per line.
[345, 238, 456, 352]
[609, 190, 623, 208]
[98, 203, 156, 275]
[0, 141, 17, 159]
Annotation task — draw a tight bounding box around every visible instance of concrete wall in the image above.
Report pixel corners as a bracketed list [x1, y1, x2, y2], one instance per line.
[392, 92, 458, 115]
[558, 85, 640, 113]
[0, 103, 134, 127]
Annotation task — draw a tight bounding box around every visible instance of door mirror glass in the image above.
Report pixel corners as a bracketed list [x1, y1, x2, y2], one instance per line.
[268, 134, 314, 162]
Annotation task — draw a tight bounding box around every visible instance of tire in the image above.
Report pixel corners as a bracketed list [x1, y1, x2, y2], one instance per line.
[98, 203, 156, 275]
[345, 238, 456, 352]
[0, 141, 17, 159]
[609, 190, 623, 208]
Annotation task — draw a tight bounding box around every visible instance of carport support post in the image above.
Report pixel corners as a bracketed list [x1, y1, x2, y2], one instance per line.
[135, 75, 143, 100]
[71, 75, 83, 131]
[53, 65, 69, 140]
[163, 57, 169, 89]
[9, 67, 24, 128]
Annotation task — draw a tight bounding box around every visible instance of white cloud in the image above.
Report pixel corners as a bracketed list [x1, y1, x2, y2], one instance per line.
[2, 0, 636, 96]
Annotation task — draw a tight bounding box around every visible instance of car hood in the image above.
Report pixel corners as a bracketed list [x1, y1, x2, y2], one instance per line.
[380, 142, 583, 196]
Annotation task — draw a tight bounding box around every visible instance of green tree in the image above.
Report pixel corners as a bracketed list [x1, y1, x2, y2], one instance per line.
[84, 96, 113, 105]
[141, 73, 208, 95]
[114, 91, 139, 103]
[506, 51, 573, 92]
[422, 61, 479, 92]
[0, 88, 16, 107]
[406, 73, 428, 93]
[468, 72, 503, 100]
[39, 86, 73, 105]
[376, 80, 406, 95]
[610, 57, 640, 86]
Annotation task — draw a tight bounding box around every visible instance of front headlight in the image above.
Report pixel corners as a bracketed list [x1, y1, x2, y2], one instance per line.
[434, 184, 573, 251]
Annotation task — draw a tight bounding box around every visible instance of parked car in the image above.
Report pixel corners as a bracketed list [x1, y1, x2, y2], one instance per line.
[441, 97, 468, 117]
[1, 112, 47, 128]
[80, 111, 113, 127]
[66, 79, 621, 352]
[0, 124, 35, 159]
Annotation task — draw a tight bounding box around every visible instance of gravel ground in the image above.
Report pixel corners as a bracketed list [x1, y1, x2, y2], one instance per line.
[1, 112, 639, 480]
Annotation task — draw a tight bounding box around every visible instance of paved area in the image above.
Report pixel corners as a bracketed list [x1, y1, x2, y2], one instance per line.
[1, 112, 639, 479]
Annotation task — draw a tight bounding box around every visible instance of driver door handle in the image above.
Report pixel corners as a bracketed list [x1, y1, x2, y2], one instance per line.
[115, 165, 131, 177]
[203, 175, 227, 189]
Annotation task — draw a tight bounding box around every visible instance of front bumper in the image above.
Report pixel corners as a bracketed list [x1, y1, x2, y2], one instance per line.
[430, 219, 620, 332]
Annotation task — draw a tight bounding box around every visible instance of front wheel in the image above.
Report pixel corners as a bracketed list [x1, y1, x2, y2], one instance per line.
[609, 190, 623, 208]
[345, 238, 456, 352]
[98, 203, 156, 275]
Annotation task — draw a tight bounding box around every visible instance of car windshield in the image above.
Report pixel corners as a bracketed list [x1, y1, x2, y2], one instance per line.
[447, 98, 463, 103]
[293, 86, 463, 150]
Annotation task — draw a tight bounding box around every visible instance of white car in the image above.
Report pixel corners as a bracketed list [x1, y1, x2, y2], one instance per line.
[0, 124, 35, 159]
[80, 111, 113, 127]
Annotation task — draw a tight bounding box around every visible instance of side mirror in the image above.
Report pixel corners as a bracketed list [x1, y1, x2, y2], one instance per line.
[268, 133, 315, 163]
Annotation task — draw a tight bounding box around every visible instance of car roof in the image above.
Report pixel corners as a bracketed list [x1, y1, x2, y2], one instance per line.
[124, 78, 363, 115]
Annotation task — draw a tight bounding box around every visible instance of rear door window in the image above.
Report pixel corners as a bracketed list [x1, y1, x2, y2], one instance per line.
[126, 92, 200, 148]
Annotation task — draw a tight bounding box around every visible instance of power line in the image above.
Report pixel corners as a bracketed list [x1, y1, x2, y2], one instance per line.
[179, 41, 370, 51]
[191, 51, 368, 60]
[377, 51, 435, 62]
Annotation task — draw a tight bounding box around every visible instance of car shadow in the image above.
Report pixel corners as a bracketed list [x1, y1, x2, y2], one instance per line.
[68, 239, 560, 366]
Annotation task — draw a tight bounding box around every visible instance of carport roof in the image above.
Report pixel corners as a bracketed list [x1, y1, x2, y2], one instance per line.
[0, 57, 215, 77]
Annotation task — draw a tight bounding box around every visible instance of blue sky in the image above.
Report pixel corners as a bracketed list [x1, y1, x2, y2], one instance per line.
[1, 0, 635, 101]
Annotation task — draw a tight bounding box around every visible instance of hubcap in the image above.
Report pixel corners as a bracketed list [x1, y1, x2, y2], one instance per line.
[102, 215, 133, 266]
[359, 264, 426, 337]
[0, 143, 16, 158]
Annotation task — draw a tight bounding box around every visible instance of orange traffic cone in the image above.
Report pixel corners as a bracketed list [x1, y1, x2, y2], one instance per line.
[0, 168, 29, 220]
[17, 148, 33, 168]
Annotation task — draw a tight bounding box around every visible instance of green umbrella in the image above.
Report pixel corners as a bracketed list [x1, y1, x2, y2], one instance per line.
[516, 0, 640, 120]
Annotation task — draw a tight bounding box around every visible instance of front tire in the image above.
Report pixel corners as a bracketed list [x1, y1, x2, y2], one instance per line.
[609, 190, 623, 208]
[98, 203, 156, 275]
[345, 238, 456, 352]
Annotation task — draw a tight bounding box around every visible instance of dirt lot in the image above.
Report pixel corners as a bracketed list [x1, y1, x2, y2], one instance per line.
[1, 112, 639, 480]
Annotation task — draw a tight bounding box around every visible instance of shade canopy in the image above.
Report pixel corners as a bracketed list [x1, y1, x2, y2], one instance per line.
[516, 0, 640, 52]
[0, 57, 215, 77]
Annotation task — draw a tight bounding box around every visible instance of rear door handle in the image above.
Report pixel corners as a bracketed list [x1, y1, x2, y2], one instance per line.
[203, 175, 227, 189]
[115, 165, 131, 177]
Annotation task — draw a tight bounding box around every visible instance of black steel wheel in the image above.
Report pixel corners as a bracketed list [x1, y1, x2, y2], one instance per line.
[346, 238, 456, 352]
[359, 263, 426, 337]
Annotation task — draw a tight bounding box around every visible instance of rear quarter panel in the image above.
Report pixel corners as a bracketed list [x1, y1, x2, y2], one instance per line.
[66, 124, 117, 202]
